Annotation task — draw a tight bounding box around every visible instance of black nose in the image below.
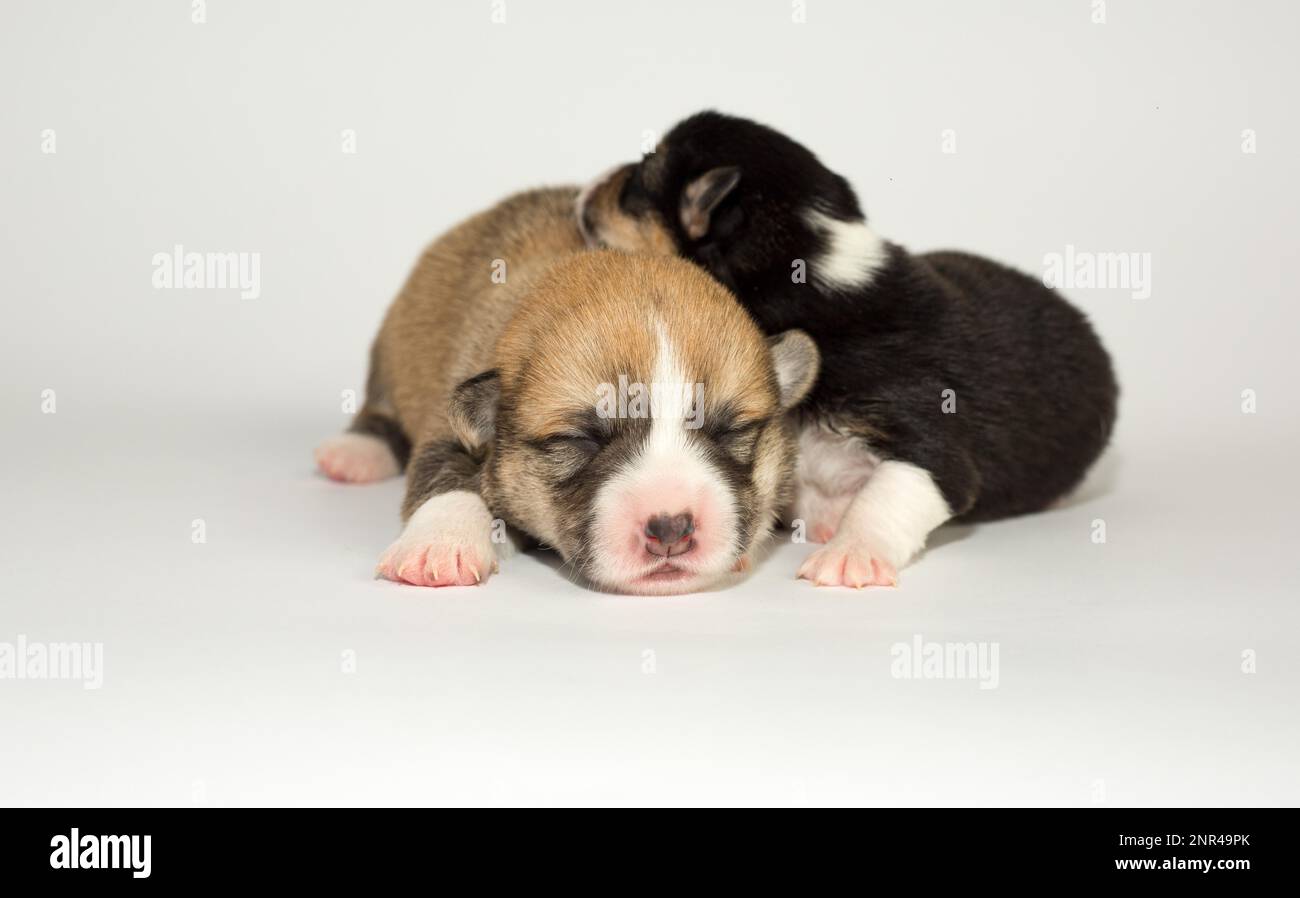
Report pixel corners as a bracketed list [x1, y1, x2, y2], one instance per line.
[645, 512, 695, 548]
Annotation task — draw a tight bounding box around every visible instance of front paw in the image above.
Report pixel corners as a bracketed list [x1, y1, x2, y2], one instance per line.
[375, 491, 497, 588]
[377, 539, 496, 587]
[797, 538, 897, 589]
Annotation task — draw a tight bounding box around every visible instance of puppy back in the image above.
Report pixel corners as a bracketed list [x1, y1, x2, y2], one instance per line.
[376, 187, 585, 442]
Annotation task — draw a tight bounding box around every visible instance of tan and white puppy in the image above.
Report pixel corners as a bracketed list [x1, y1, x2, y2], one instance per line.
[315, 188, 818, 595]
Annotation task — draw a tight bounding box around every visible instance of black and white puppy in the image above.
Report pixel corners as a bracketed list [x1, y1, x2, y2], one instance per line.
[577, 111, 1118, 588]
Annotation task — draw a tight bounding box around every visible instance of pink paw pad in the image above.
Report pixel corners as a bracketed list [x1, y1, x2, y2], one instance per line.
[376, 543, 496, 588]
[797, 542, 898, 589]
[315, 433, 399, 484]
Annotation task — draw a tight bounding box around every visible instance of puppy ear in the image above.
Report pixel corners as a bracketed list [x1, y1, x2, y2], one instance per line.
[680, 166, 741, 240]
[448, 370, 501, 454]
[768, 330, 819, 410]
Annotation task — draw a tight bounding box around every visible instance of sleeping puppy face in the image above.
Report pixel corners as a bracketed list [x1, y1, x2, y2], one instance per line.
[575, 110, 873, 297]
[449, 251, 818, 596]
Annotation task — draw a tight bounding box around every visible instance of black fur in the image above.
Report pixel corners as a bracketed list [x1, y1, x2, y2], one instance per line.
[448, 369, 502, 455]
[402, 440, 480, 520]
[621, 111, 1118, 521]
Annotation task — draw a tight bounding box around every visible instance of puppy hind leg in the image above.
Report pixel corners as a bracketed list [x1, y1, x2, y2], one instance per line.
[315, 407, 408, 483]
[315, 345, 410, 483]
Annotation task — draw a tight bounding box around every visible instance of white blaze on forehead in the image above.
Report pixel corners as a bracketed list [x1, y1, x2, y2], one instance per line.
[638, 320, 721, 487]
[647, 321, 697, 445]
[805, 209, 889, 291]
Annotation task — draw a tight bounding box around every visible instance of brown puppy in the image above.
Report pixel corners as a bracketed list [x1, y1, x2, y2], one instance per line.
[315, 188, 819, 595]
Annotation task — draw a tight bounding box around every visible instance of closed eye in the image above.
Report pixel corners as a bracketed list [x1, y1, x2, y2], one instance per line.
[713, 419, 766, 463]
[709, 417, 763, 441]
[545, 433, 601, 457]
[528, 430, 604, 452]
[527, 431, 606, 477]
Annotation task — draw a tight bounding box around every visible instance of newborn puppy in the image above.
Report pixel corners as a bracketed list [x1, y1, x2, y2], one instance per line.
[577, 112, 1118, 588]
[315, 188, 818, 595]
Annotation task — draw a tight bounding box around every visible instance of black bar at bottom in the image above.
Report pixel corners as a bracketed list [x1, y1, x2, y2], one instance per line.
[0, 810, 1288, 885]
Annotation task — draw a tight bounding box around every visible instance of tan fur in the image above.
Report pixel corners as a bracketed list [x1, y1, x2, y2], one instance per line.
[371, 188, 588, 448]
[578, 166, 677, 255]
[366, 186, 785, 518]
[350, 186, 810, 592]
[495, 251, 777, 439]
[486, 251, 787, 552]
[372, 187, 778, 451]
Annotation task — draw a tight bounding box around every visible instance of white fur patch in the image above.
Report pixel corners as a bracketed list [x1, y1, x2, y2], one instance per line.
[643, 322, 711, 467]
[315, 432, 400, 483]
[805, 209, 889, 291]
[833, 460, 951, 569]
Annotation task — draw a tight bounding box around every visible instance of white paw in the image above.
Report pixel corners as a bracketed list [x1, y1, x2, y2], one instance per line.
[376, 490, 498, 588]
[797, 536, 898, 589]
[315, 433, 400, 483]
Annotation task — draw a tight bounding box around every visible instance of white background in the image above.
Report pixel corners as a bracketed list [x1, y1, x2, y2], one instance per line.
[2, 0, 1297, 806]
